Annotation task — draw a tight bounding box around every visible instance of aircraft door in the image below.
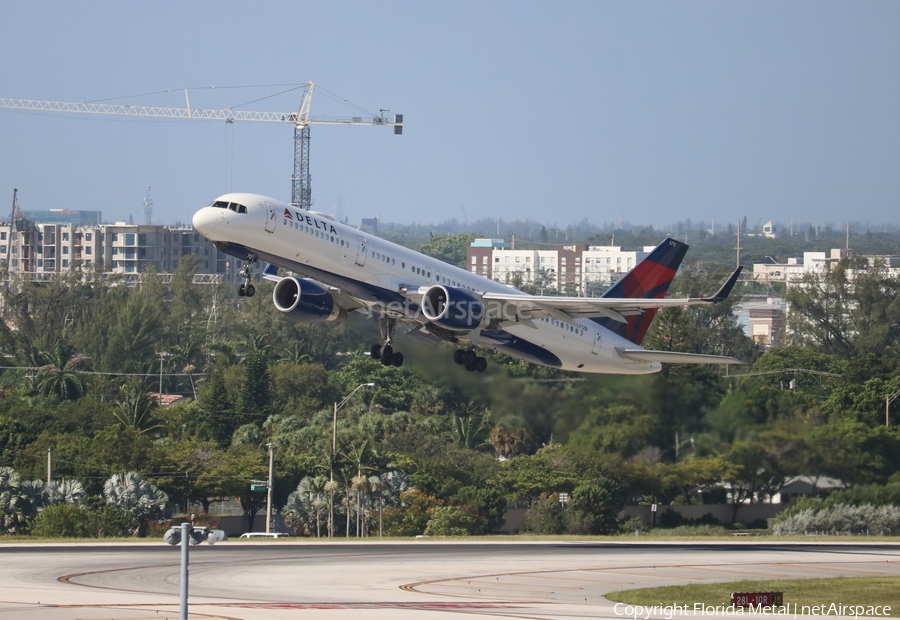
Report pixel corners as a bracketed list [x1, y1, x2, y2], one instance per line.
[356, 236, 367, 267]
[264, 202, 277, 233]
[591, 328, 602, 355]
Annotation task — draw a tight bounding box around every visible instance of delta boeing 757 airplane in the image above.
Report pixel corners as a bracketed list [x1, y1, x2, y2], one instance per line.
[192, 194, 743, 374]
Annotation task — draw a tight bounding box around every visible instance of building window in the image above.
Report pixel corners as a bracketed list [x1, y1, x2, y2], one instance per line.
[471, 256, 477, 264]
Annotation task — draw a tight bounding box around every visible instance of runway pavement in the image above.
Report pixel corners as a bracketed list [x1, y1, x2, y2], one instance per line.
[0, 540, 898, 620]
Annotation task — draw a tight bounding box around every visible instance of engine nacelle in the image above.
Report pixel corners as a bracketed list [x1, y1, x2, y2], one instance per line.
[421, 285, 487, 331]
[272, 277, 346, 322]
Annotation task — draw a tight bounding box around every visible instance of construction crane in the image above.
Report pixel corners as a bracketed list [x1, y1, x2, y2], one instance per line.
[0, 81, 403, 210]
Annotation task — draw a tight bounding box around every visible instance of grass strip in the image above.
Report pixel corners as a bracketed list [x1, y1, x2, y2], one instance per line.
[608, 577, 900, 617]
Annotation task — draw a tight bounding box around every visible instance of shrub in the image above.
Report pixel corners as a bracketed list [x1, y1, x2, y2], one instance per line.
[424, 506, 479, 536]
[30, 498, 137, 538]
[524, 498, 566, 534]
[618, 516, 647, 534]
[773, 503, 900, 536]
[31, 504, 90, 538]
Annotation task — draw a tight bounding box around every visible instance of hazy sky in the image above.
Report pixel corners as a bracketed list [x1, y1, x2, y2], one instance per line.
[1, 1, 897, 228]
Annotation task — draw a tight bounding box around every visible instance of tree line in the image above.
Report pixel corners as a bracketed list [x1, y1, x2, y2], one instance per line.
[0, 241, 899, 537]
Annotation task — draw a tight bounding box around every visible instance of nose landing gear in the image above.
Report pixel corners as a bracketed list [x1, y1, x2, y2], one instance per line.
[237, 255, 257, 297]
[453, 348, 487, 372]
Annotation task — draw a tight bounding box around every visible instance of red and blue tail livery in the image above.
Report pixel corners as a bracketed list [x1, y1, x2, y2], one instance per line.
[593, 238, 688, 345]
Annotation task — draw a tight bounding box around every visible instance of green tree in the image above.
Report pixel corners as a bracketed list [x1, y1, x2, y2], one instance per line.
[567, 477, 625, 535]
[34, 339, 90, 401]
[417, 234, 475, 268]
[238, 347, 272, 419]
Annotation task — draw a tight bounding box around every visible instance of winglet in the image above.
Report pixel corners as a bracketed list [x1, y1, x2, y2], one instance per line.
[706, 266, 742, 303]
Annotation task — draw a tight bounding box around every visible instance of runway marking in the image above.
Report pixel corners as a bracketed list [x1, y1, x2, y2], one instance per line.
[23, 602, 241, 620]
[401, 558, 900, 601]
[777, 562, 889, 575]
[673, 565, 794, 578]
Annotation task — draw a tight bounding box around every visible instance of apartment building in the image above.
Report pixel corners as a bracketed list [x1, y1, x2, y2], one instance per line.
[467, 239, 651, 294]
[1, 219, 241, 279]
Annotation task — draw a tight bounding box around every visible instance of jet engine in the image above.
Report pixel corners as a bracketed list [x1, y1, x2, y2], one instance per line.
[272, 277, 346, 322]
[421, 285, 487, 331]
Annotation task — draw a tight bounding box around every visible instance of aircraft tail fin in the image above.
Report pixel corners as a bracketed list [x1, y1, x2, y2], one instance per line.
[591, 238, 688, 345]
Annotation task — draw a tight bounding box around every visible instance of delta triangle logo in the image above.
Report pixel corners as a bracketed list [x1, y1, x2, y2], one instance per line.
[283, 208, 293, 220]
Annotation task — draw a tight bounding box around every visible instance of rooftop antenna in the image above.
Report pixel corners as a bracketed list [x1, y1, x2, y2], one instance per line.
[143, 185, 153, 225]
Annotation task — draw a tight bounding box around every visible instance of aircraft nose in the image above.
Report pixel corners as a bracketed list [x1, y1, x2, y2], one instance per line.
[192, 207, 219, 237]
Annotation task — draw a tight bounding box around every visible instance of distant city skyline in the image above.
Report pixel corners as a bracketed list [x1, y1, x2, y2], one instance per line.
[9, 205, 899, 237]
[2, 2, 898, 227]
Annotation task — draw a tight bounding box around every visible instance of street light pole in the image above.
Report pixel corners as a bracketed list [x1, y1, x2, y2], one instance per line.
[329, 382, 374, 538]
[265, 443, 274, 533]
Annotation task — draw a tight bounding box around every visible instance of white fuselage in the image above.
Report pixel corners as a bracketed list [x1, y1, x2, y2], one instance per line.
[193, 193, 661, 374]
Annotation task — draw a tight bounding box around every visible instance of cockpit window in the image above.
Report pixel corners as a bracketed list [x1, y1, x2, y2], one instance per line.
[209, 200, 247, 214]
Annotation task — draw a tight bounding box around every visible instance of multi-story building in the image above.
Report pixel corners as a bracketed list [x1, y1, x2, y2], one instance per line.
[466, 239, 651, 295]
[1, 220, 244, 280]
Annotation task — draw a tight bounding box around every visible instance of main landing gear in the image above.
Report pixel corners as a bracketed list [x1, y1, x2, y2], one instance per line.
[237, 255, 257, 297]
[372, 316, 404, 367]
[454, 349, 487, 372]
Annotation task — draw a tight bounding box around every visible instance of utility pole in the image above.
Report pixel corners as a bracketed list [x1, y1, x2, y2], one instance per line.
[887, 389, 900, 429]
[265, 443, 274, 534]
[47, 449, 52, 486]
[736, 219, 741, 269]
[157, 352, 170, 397]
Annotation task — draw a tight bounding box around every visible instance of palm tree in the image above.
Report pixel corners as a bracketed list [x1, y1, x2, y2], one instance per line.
[0, 469, 50, 534]
[170, 341, 199, 398]
[367, 469, 409, 537]
[342, 441, 377, 537]
[324, 478, 340, 538]
[279, 342, 313, 365]
[282, 475, 328, 537]
[112, 379, 161, 435]
[46, 479, 85, 505]
[351, 474, 370, 537]
[35, 339, 90, 401]
[103, 472, 168, 535]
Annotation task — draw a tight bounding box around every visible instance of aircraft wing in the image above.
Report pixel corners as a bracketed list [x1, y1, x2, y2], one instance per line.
[617, 348, 743, 365]
[479, 267, 742, 324]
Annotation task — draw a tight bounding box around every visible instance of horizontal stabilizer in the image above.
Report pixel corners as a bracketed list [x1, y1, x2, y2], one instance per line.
[618, 348, 743, 365]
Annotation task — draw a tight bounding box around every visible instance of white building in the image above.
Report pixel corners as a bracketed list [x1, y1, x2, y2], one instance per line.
[1, 220, 241, 280]
[467, 240, 651, 294]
